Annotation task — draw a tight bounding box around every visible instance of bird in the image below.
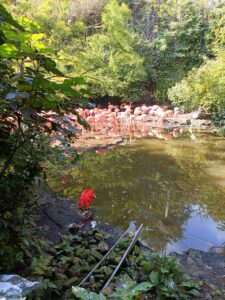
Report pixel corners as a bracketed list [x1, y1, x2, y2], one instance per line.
[189, 126, 196, 141]
[78, 188, 95, 209]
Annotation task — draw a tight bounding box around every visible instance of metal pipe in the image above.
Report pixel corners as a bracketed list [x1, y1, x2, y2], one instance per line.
[79, 226, 131, 287]
[100, 223, 143, 293]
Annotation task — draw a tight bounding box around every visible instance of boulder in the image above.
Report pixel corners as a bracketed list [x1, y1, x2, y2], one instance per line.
[170, 249, 225, 292]
[0, 274, 41, 299]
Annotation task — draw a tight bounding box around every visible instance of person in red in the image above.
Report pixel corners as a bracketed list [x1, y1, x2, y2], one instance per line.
[78, 188, 95, 209]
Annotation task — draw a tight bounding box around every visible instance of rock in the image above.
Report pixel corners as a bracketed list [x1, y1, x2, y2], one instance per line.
[107, 252, 117, 264]
[191, 119, 211, 127]
[208, 245, 225, 256]
[89, 276, 95, 284]
[81, 261, 91, 272]
[98, 242, 109, 253]
[87, 255, 97, 265]
[81, 231, 89, 238]
[55, 273, 68, 282]
[76, 246, 85, 257]
[68, 264, 81, 276]
[128, 255, 136, 264]
[101, 266, 113, 276]
[95, 232, 104, 241]
[133, 245, 140, 256]
[170, 249, 225, 292]
[64, 276, 79, 286]
[87, 230, 94, 236]
[104, 233, 111, 240]
[81, 240, 89, 247]
[0, 275, 41, 299]
[89, 244, 98, 251]
[91, 250, 103, 261]
[94, 274, 105, 279]
[74, 235, 83, 242]
[72, 257, 82, 265]
[89, 239, 97, 244]
[80, 249, 91, 259]
[48, 247, 58, 256]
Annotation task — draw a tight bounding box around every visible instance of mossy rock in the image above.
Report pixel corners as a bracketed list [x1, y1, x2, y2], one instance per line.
[72, 257, 82, 265]
[101, 266, 113, 276]
[67, 264, 81, 276]
[87, 255, 97, 265]
[74, 235, 83, 242]
[87, 230, 94, 236]
[81, 261, 91, 272]
[98, 241, 109, 253]
[81, 231, 89, 238]
[80, 249, 91, 259]
[64, 276, 79, 287]
[95, 273, 105, 279]
[89, 275, 95, 284]
[91, 250, 103, 261]
[89, 239, 97, 244]
[76, 246, 85, 257]
[55, 273, 68, 282]
[128, 255, 136, 264]
[95, 232, 104, 241]
[81, 240, 89, 247]
[133, 245, 141, 256]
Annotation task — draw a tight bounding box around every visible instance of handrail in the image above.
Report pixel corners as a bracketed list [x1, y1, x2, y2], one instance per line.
[79, 226, 131, 287]
[100, 223, 143, 293]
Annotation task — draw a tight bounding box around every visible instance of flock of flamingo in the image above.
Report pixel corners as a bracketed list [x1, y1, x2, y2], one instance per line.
[4, 103, 183, 147]
[72, 103, 181, 141]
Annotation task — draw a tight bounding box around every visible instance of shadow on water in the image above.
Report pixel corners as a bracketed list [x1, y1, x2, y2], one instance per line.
[48, 132, 225, 254]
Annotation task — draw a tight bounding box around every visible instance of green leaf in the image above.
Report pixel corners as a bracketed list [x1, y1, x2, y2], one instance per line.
[141, 261, 152, 272]
[65, 77, 86, 85]
[90, 292, 106, 300]
[77, 115, 90, 129]
[43, 58, 64, 76]
[0, 43, 18, 58]
[71, 287, 90, 300]
[132, 282, 153, 293]
[34, 43, 53, 53]
[72, 286, 106, 300]
[149, 271, 158, 285]
[31, 33, 45, 41]
[187, 289, 201, 297]
[3, 29, 31, 42]
[181, 281, 194, 288]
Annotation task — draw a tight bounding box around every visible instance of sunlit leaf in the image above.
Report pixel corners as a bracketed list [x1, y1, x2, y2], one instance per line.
[0, 43, 18, 58]
[31, 33, 45, 41]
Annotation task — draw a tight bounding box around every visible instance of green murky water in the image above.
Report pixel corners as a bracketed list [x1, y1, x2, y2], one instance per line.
[49, 131, 225, 254]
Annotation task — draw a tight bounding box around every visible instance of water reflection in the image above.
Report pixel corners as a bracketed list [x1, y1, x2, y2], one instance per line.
[48, 132, 225, 254]
[165, 205, 225, 255]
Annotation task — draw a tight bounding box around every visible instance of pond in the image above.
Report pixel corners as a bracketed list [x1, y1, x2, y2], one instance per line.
[49, 130, 225, 255]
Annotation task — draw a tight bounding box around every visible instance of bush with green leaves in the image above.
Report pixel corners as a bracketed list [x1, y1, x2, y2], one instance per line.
[0, 4, 89, 271]
[72, 0, 147, 101]
[212, 109, 225, 136]
[168, 51, 225, 113]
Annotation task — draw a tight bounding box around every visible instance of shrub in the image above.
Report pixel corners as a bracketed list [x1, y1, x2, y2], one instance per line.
[168, 52, 225, 113]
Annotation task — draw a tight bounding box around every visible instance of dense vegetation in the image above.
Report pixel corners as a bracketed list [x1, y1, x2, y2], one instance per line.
[0, 3, 89, 271]
[4, 0, 224, 105]
[0, 0, 225, 299]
